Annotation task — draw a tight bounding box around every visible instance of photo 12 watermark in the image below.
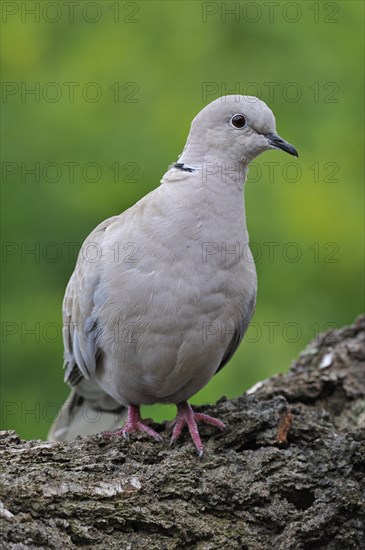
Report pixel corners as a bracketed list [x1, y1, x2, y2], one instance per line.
[1, 1, 140, 24]
[201, 241, 340, 265]
[1, 81, 140, 104]
[2, 161, 140, 184]
[201, 2, 340, 24]
[1, 240, 140, 265]
[201, 81, 340, 104]
[202, 319, 340, 345]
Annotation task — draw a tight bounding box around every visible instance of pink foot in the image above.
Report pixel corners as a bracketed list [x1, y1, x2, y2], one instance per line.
[103, 404, 162, 442]
[170, 402, 225, 457]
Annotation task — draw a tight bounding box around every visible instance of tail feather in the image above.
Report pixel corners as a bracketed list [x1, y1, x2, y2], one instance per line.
[48, 380, 127, 442]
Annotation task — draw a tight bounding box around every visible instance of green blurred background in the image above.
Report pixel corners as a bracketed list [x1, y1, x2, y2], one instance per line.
[1, 1, 364, 439]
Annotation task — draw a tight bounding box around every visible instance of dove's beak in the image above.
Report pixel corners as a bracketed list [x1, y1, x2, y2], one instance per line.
[265, 133, 298, 158]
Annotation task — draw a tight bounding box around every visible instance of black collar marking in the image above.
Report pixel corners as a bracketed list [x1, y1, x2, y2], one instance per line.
[173, 162, 195, 173]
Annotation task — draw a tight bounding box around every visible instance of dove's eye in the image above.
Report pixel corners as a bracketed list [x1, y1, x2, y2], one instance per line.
[231, 114, 246, 129]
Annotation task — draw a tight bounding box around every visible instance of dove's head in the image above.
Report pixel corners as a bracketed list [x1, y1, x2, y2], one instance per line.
[182, 95, 298, 165]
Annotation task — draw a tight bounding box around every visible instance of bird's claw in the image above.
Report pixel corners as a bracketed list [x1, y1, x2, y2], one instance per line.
[170, 402, 225, 457]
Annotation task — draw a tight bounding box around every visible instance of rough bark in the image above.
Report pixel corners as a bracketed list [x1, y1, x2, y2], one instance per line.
[1, 316, 364, 549]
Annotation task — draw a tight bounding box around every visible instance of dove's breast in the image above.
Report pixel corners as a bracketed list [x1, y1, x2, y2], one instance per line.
[93, 181, 257, 405]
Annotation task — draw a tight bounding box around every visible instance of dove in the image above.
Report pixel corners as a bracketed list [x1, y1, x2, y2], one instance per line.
[48, 95, 298, 456]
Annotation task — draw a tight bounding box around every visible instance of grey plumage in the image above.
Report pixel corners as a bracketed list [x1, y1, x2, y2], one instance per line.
[48, 95, 297, 446]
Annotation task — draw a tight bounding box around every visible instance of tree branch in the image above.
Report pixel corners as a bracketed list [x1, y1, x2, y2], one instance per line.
[1, 316, 364, 549]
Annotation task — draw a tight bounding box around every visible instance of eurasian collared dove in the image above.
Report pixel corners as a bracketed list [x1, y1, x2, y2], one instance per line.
[48, 95, 298, 456]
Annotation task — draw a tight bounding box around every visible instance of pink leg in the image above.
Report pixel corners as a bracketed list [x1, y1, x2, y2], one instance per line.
[170, 402, 225, 457]
[103, 404, 162, 442]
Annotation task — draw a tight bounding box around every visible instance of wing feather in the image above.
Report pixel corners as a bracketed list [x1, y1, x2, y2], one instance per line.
[63, 215, 119, 385]
[215, 292, 256, 374]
